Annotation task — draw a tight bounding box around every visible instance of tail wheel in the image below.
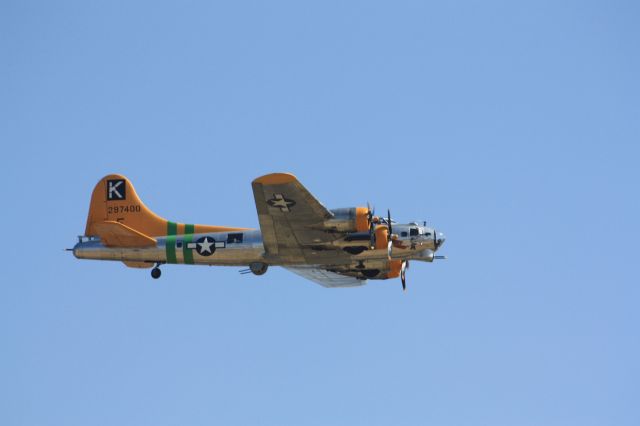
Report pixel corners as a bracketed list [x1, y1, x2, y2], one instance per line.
[151, 267, 161, 279]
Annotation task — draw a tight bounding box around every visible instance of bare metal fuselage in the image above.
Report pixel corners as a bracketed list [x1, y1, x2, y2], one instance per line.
[74, 229, 264, 266]
[74, 226, 440, 271]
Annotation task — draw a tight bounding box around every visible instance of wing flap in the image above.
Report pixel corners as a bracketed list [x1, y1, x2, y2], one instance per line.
[284, 266, 367, 288]
[122, 261, 153, 268]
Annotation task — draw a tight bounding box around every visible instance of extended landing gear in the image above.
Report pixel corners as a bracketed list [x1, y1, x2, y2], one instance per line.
[239, 262, 269, 276]
[150, 262, 164, 279]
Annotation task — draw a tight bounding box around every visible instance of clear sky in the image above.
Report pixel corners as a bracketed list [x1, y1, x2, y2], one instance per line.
[2, 1, 639, 425]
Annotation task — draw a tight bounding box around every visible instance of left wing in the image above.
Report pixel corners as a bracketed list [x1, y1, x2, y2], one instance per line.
[252, 173, 337, 263]
[284, 266, 367, 288]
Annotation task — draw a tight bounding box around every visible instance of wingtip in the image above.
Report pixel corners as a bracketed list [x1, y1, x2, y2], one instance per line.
[252, 172, 297, 185]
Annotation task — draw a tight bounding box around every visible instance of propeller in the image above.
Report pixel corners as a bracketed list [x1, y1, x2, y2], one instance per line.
[367, 206, 394, 256]
[386, 209, 394, 259]
[367, 202, 375, 224]
[367, 202, 376, 248]
[401, 260, 409, 291]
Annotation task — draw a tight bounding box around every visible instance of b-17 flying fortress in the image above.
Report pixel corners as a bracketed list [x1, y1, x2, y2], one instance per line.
[73, 173, 446, 290]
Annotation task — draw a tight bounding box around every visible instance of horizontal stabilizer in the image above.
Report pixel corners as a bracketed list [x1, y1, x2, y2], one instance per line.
[122, 261, 153, 269]
[91, 221, 157, 248]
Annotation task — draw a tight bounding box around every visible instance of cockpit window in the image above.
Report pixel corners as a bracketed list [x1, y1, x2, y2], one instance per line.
[410, 228, 419, 236]
[424, 232, 431, 237]
[401, 231, 408, 237]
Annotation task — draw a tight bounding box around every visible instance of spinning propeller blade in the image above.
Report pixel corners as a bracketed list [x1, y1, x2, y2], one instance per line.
[400, 260, 408, 291]
[367, 202, 376, 248]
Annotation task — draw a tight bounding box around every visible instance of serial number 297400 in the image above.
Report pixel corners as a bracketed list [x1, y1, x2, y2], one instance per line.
[107, 205, 141, 214]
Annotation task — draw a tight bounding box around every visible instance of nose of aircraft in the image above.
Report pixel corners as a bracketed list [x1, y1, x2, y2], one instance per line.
[436, 231, 446, 248]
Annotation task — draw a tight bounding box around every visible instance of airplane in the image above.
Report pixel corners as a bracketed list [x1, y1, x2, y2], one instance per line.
[72, 173, 446, 290]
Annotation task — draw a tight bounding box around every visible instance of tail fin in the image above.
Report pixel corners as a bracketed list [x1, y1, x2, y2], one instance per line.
[84, 174, 247, 241]
[85, 174, 171, 238]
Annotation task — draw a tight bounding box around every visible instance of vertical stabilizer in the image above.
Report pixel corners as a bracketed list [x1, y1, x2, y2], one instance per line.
[85, 174, 170, 237]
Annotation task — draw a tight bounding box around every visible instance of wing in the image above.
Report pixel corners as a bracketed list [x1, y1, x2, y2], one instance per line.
[252, 173, 337, 263]
[284, 266, 367, 288]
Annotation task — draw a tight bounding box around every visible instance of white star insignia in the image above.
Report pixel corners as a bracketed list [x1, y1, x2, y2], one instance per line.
[268, 194, 295, 212]
[270, 198, 289, 208]
[197, 237, 214, 254]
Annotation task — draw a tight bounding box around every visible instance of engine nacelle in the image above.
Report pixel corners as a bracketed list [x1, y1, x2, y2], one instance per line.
[374, 224, 389, 250]
[386, 260, 402, 279]
[324, 207, 369, 233]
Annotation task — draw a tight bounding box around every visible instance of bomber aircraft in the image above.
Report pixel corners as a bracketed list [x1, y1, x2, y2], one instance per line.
[72, 173, 446, 290]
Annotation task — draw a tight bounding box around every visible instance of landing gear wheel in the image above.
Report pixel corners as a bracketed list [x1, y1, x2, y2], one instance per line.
[249, 262, 269, 276]
[151, 267, 161, 279]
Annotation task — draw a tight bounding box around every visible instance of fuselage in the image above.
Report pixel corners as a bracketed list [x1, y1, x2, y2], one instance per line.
[74, 222, 445, 268]
[74, 229, 265, 266]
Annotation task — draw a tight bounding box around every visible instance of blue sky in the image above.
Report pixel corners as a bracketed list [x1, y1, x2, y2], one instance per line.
[2, 1, 639, 425]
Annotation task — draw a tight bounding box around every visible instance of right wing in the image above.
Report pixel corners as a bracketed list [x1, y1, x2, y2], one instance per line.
[284, 266, 367, 288]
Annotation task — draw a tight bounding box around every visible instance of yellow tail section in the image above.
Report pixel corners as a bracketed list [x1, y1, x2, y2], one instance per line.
[84, 174, 247, 244]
